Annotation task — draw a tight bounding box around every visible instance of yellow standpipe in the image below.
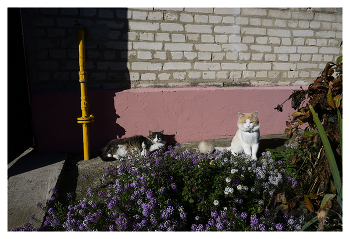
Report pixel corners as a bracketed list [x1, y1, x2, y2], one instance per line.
[77, 29, 94, 160]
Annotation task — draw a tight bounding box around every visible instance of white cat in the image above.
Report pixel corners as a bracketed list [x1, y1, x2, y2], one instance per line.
[215, 111, 260, 160]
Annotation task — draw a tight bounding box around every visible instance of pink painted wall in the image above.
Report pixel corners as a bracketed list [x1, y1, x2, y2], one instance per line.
[31, 86, 304, 154]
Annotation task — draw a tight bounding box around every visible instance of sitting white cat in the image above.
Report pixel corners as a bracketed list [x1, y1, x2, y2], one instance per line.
[215, 111, 260, 160]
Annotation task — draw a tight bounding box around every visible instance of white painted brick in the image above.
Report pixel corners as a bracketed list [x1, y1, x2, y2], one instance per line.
[165, 12, 178, 21]
[290, 54, 301, 61]
[319, 47, 340, 54]
[194, 62, 220, 70]
[156, 32, 170, 41]
[241, 8, 267, 16]
[213, 53, 225, 61]
[188, 71, 201, 78]
[129, 22, 159, 31]
[201, 35, 214, 43]
[250, 18, 262, 26]
[274, 46, 297, 53]
[229, 35, 241, 43]
[185, 8, 213, 13]
[214, 8, 240, 15]
[299, 20, 310, 28]
[311, 71, 321, 78]
[163, 62, 191, 70]
[288, 71, 298, 78]
[184, 52, 197, 60]
[248, 62, 271, 70]
[221, 63, 246, 70]
[250, 45, 272, 52]
[158, 73, 170, 81]
[236, 17, 249, 25]
[195, 44, 221, 52]
[301, 54, 311, 61]
[226, 52, 239, 60]
[241, 27, 266, 35]
[267, 29, 291, 37]
[316, 31, 336, 38]
[132, 62, 162, 71]
[214, 25, 240, 34]
[306, 38, 318, 46]
[278, 54, 289, 61]
[171, 52, 183, 60]
[129, 72, 140, 81]
[132, 11, 148, 20]
[256, 71, 268, 77]
[222, 44, 248, 52]
[310, 21, 321, 28]
[154, 52, 166, 60]
[133, 42, 162, 50]
[173, 72, 186, 80]
[239, 53, 251, 60]
[328, 39, 340, 47]
[324, 55, 334, 61]
[209, 15, 222, 24]
[187, 34, 200, 41]
[282, 38, 292, 45]
[198, 52, 211, 60]
[161, 23, 184, 31]
[299, 71, 310, 78]
[269, 37, 281, 44]
[215, 35, 228, 43]
[195, 15, 208, 23]
[185, 24, 212, 33]
[298, 46, 318, 53]
[137, 51, 152, 59]
[172, 34, 186, 42]
[180, 13, 193, 22]
[141, 73, 156, 81]
[268, 9, 291, 19]
[216, 71, 228, 79]
[336, 32, 342, 39]
[275, 19, 287, 27]
[296, 63, 318, 69]
[314, 13, 336, 22]
[265, 54, 276, 61]
[230, 71, 242, 79]
[165, 43, 193, 51]
[242, 36, 254, 43]
[292, 12, 314, 20]
[332, 23, 342, 30]
[262, 19, 273, 27]
[312, 54, 323, 61]
[223, 16, 235, 24]
[287, 20, 298, 28]
[243, 71, 255, 78]
[147, 12, 163, 21]
[293, 30, 314, 37]
[139, 32, 154, 41]
[293, 38, 305, 45]
[252, 53, 264, 60]
[256, 37, 268, 44]
[321, 22, 332, 30]
[273, 63, 296, 70]
[203, 71, 216, 79]
[268, 71, 280, 78]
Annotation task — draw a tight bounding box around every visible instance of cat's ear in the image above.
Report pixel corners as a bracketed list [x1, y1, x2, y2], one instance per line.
[160, 130, 164, 134]
[149, 130, 153, 135]
[238, 112, 244, 118]
[252, 111, 258, 117]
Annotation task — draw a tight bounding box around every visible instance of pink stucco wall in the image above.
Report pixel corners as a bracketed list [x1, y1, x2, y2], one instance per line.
[31, 86, 304, 153]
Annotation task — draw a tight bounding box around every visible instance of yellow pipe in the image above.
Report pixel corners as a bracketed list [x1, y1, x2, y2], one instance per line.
[77, 29, 94, 160]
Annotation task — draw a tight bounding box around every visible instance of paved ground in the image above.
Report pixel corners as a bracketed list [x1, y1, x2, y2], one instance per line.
[7, 133, 290, 231]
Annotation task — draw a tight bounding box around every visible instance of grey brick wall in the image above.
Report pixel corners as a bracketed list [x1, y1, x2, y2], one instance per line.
[21, 8, 342, 91]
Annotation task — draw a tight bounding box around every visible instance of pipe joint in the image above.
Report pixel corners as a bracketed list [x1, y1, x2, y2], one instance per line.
[77, 114, 94, 124]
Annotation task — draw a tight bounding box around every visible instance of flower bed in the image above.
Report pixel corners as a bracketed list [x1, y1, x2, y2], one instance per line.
[12, 143, 311, 231]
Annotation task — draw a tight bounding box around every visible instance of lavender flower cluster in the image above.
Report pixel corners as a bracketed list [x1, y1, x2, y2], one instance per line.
[12, 145, 302, 231]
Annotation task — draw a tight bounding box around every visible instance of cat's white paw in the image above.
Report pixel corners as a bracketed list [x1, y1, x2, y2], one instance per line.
[107, 153, 112, 157]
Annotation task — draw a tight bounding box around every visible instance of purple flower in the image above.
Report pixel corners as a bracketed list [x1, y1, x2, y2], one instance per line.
[191, 224, 197, 231]
[36, 202, 42, 208]
[98, 190, 105, 198]
[30, 214, 35, 220]
[250, 214, 258, 226]
[51, 187, 57, 194]
[258, 223, 265, 231]
[240, 212, 247, 219]
[211, 211, 218, 218]
[180, 211, 186, 219]
[195, 216, 200, 221]
[171, 183, 177, 190]
[48, 208, 54, 215]
[87, 187, 94, 196]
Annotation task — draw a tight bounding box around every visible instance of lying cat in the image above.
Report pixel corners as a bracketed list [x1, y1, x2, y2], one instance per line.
[215, 111, 260, 160]
[100, 130, 166, 161]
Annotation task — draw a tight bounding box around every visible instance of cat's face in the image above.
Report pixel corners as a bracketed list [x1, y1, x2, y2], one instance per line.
[237, 111, 259, 132]
[149, 130, 165, 143]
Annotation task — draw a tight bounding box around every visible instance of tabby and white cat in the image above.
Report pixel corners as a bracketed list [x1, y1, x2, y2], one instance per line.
[100, 130, 166, 161]
[213, 111, 260, 160]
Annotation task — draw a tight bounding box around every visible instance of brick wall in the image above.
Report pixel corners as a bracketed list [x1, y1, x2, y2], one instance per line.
[21, 8, 342, 91]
